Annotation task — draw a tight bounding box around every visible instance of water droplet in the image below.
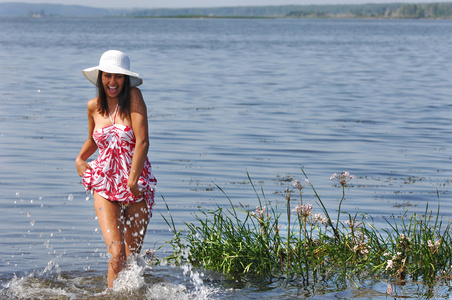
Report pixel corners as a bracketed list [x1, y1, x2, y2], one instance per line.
[15, 192, 20, 196]
[27, 213, 31, 218]
[68, 194, 74, 201]
[86, 197, 90, 201]
[30, 220, 35, 227]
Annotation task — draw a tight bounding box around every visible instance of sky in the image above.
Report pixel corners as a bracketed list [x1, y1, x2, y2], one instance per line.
[1, 0, 450, 9]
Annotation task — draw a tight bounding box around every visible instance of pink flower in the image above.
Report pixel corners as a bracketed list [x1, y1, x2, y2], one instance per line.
[385, 259, 394, 270]
[292, 203, 313, 218]
[252, 206, 267, 220]
[314, 213, 323, 222]
[399, 233, 409, 241]
[427, 239, 441, 250]
[344, 219, 357, 228]
[283, 188, 291, 200]
[292, 179, 310, 190]
[330, 172, 354, 186]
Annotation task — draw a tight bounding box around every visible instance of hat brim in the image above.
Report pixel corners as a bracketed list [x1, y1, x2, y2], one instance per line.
[82, 66, 143, 87]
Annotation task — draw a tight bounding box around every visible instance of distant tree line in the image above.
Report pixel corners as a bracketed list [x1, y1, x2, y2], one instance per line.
[129, 3, 452, 19]
[286, 3, 452, 19]
[3, 2, 452, 18]
[130, 6, 307, 18]
[394, 3, 452, 18]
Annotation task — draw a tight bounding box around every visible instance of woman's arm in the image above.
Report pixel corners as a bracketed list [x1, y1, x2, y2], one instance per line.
[75, 99, 98, 177]
[127, 88, 149, 197]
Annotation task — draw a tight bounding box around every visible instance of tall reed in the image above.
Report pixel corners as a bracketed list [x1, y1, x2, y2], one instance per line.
[160, 168, 452, 286]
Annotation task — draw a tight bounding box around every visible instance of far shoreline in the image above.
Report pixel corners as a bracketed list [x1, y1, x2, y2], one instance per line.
[3, 3, 452, 20]
[131, 15, 452, 20]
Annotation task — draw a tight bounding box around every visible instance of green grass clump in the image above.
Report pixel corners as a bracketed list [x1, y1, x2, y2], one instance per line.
[161, 168, 452, 285]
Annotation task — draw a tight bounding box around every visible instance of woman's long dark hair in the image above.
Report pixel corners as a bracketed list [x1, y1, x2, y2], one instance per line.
[96, 70, 131, 118]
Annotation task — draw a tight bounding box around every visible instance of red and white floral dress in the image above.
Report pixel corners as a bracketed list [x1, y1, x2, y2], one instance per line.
[83, 107, 157, 211]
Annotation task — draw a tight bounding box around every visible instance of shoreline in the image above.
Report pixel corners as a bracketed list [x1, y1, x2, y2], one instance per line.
[3, 3, 452, 19]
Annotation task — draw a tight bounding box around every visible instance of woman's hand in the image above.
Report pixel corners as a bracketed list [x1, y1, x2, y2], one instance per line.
[127, 182, 142, 197]
[75, 157, 91, 177]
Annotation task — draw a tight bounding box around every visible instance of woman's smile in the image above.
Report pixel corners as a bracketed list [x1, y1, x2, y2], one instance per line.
[102, 72, 124, 98]
[107, 85, 119, 94]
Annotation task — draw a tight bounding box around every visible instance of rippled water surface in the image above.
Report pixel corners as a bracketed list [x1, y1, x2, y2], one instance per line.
[1, 17, 451, 299]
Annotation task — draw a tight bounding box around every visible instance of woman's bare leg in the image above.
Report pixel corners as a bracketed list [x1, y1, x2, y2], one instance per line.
[123, 200, 149, 257]
[93, 192, 126, 288]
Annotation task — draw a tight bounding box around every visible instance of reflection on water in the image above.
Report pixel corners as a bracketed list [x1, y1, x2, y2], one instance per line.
[0, 17, 452, 298]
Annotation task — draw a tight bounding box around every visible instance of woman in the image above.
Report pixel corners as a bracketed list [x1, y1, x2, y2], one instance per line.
[75, 50, 157, 288]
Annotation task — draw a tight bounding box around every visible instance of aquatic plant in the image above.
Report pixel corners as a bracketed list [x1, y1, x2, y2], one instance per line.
[161, 168, 452, 287]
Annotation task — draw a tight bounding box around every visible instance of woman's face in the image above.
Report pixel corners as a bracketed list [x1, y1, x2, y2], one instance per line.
[102, 72, 125, 99]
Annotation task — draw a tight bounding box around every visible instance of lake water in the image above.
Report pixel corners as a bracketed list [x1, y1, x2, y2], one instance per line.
[0, 16, 451, 299]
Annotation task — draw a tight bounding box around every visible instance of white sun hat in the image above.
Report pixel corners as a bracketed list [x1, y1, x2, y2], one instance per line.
[82, 50, 143, 87]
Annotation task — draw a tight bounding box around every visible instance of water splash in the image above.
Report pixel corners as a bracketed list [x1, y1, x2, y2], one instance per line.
[1, 259, 68, 299]
[111, 256, 146, 293]
[145, 262, 220, 300]
[2, 274, 75, 299]
[1, 254, 222, 299]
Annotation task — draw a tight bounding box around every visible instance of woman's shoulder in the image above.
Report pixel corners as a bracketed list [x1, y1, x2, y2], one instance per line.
[130, 87, 146, 107]
[129, 88, 147, 116]
[87, 97, 99, 113]
[130, 87, 143, 98]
